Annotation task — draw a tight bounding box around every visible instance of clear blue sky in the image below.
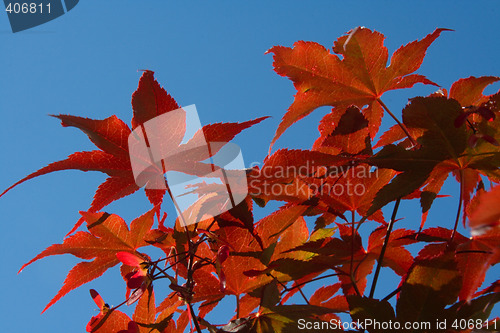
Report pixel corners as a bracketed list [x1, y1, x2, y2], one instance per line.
[1, 1, 499, 332]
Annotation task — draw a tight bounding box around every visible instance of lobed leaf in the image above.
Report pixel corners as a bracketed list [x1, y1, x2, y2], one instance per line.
[19, 210, 154, 312]
[267, 28, 448, 152]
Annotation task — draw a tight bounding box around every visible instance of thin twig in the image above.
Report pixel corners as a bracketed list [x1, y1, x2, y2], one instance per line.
[349, 210, 361, 297]
[280, 273, 340, 295]
[150, 262, 176, 284]
[268, 272, 310, 305]
[350, 273, 362, 297]
[188, 302, 203, 333]
[382, 286, 402, 302]
[236, 294, 240, 319]
[297, 286, 311, 305]
[369, 197, 401, 299]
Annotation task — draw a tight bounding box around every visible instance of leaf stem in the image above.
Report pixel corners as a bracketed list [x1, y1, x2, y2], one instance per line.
[150, 262, 176, 284]
[377, 98, 417, 147]
[280, 273, 340, 295]
[369, 197, 401, 299]
[267, 272, 311, 305]
[298, 286, 311, 305]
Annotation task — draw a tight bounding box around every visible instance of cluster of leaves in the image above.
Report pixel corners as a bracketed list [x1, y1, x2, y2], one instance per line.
[3, 27, 500, 332]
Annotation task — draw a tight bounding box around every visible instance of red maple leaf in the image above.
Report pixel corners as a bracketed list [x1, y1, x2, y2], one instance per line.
[371, 77, 500, 229]
[404, 224, 500, 303]
[1, 71, 267, 234]
[267, 27, 450, 152]
[19, 210, 155, 312]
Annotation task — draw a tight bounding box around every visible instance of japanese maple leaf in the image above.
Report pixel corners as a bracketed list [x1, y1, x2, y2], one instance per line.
[281, 223, 373, 295]
[312, 105, 372, 156]
[455, 230, 500, 302]
[19, 210, 154, 312]
[192, 204, 311, 300]
[215, 225, 270, 296]
[220, 282, 333, 333]
[396, 251, 462, 324]
[449, 76, 500, 107]
[366, 96, 469, 218]
[401, 226, 499, 303]
[267, 27, 450, 152]
[313, 164, 395, 223]
[304, 106, 395, 222]
[374, 76, 500, 148]
[372, 77, 500, 227]
[1, 71, 266, 233]
[308, 283, 346, 320]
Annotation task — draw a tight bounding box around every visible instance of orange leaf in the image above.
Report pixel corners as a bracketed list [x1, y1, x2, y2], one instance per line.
[1, 71, 266, 233]
[19, 210, 155, 312]
[267, 28, 449, 151]
[133, 286, 156, 332]
[87, 289, 133, 333]
[449, 76, 500, 107]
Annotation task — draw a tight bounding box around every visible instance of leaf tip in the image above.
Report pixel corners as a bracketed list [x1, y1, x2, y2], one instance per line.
[41, 304, 51, 314]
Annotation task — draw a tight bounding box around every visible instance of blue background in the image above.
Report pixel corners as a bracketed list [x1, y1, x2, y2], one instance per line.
[0, 1, 499, 332]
